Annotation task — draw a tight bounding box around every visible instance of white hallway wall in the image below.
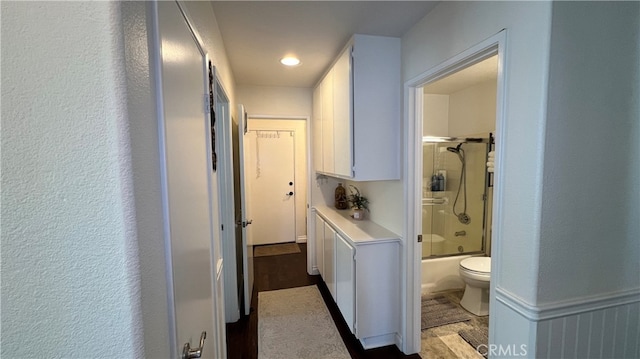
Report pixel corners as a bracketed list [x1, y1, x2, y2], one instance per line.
[402, 1, 553, 353]
[2, 1, 238, 358]
[403, 1, 640, 357]
[536, 2, 639, 357]
[2, 2, 142, 357]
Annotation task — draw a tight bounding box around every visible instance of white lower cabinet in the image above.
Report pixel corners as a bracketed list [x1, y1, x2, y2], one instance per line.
[323, 221, 336, 300]
[312, 206, 400, 349]
[314, 213, 325, 276]
[335, 233, 355, 333]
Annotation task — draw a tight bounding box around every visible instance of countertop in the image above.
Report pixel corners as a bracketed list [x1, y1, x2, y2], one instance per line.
[313, 205, 400, 244]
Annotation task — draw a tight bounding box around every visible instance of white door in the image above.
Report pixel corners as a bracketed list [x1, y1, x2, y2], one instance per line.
[244, 129, 296, 245]
[237, 104, 254, 315]
[156, 2, 222, 358]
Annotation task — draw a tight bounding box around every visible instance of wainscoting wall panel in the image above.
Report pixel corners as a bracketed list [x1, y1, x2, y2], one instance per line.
[536, 301, 640, 359]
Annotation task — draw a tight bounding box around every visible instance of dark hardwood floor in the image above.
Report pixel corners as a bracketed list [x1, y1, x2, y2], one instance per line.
[225, 243, 421, 359]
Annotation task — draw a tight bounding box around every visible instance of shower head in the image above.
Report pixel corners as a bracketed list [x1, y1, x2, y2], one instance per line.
[446, 143, 463, 153]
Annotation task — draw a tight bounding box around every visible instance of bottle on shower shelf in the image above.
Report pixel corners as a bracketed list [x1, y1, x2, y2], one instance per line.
[430, 174, 438, 191]
[437, 170, 446, 191]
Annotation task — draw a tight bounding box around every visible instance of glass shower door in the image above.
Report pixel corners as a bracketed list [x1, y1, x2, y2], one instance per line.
[422, 139, 488, 258]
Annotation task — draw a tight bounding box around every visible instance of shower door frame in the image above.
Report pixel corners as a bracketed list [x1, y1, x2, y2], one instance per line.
[421, 137, 492, 258]
[402, 30, 507, 354]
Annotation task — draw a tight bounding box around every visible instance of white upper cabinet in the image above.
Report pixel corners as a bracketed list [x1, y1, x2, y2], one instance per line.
[312, 34, 401, 181]
[332, 46, 352, 178]
[312, 85, 323, 172]
[321, 69, 335, 174]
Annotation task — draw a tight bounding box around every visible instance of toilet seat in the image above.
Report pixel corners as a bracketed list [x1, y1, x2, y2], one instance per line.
[459, 257, 491, 280]
[459, 257, 491, 316]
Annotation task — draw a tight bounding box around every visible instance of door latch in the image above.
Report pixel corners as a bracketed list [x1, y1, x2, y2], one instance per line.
[182, 331, 206, 359]
[236, 219, 253, 228]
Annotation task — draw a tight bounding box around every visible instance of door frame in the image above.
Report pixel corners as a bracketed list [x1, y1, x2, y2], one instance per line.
[403, 30, 507, 353]
[241, 114, 312, 270]
[212, 70, 240, 323]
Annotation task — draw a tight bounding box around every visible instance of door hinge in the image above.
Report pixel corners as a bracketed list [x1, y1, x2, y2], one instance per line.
[417, 234, 423, 243]
[204, 94, 210, 113]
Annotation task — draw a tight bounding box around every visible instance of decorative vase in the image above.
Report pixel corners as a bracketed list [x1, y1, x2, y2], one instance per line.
[352, 208, 365, 220]
[335, 183, 348, 210]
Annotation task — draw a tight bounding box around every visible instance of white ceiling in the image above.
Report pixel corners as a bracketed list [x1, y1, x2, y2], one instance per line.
[423, 55, 499, 95]
[211, 1, 439, 88]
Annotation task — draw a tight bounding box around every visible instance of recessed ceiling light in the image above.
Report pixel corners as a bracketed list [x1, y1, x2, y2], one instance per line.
[280, 56, 301, 66]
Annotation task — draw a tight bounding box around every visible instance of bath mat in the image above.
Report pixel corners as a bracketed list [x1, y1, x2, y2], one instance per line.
[458, 326, 489, 357]
[421, 296, 473, 329]
[254, 243, 300, 257]
[258, 285, 350, 359]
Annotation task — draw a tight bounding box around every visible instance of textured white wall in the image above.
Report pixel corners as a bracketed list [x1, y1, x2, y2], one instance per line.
[1, 2, 143, 358]
[539, 1, 640, 303]
[237, 85, 312, 118]
[121, 2, 171, 357]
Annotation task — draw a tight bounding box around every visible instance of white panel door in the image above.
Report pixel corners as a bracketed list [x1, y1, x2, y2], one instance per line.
[237, 105, 254, 316]
[323, 222, 336, 301]
[157, 2, 219, 357]
[335, 233, 355, 333]
[244, 130, 296, 245]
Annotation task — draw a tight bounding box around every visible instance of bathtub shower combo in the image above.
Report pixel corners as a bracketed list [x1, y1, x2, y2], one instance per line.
[421, 135, 493, 316]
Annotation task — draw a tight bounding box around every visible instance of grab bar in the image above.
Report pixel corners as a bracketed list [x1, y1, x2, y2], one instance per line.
[422, 197, 448, 205]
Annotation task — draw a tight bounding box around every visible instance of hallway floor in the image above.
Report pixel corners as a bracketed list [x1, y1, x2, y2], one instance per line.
[225, 243, 420, 359]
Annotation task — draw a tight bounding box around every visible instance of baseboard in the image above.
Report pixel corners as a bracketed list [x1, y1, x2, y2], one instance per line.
[496, 286, 640, 321]
[296, 235, 307, 243]
[359, 333, 397, 350]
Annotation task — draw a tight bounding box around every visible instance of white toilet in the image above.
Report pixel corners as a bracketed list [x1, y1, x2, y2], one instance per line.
[459, 257, 491, 316]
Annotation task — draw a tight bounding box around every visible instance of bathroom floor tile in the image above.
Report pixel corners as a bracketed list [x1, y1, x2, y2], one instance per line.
[421, 289, 489, 358]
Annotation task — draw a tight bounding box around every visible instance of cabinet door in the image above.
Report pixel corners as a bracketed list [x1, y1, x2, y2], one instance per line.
[335, 233, 355, 334]
[314, 213, 325, 276]
[333, 45, 353, 177]
[321, 70, 334, 174]
[312, 86, 323, 172]
[323, 222, 336, 301]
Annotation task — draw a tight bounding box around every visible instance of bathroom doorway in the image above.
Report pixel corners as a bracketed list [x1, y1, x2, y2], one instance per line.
[404, 31, 506, 355]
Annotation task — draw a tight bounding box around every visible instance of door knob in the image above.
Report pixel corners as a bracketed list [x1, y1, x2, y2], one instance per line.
[236, 219, 253, 228]
[182, 331, 206, 359]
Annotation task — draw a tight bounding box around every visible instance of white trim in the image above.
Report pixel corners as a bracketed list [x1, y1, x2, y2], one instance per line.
[496, 287, 640, 321]
[403, 30, 507, 355]
[149, 2, 178, 356]
[296, 235, 307, 243]
[175, 1, 206, 56]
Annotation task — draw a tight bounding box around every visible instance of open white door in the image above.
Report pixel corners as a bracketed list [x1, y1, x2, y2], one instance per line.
[237, 104, 254, 315]
[155, 2, 224, 357]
